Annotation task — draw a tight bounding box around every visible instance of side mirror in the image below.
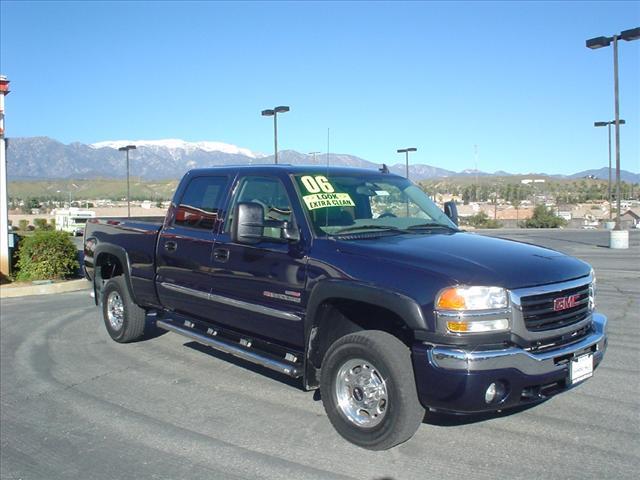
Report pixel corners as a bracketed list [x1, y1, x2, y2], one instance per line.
[444, 201, 458, 226]
[281, 221, 300, 242]
[232, 202, 264, 244]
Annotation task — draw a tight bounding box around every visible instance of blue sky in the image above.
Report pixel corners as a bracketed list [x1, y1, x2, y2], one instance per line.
[1, 0, 639, 174]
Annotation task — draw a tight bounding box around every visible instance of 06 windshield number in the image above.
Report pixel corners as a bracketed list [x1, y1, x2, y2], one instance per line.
[301, 175, 335, 194]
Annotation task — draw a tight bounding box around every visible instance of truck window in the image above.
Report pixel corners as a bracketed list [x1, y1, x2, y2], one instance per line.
[226, 176, 293, 240]
[174, 176, 227, 230]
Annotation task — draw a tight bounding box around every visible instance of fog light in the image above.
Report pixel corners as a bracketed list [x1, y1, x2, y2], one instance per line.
[485, 381, 506, 404]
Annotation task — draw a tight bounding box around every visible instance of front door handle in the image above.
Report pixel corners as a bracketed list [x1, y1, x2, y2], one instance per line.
[164, 241, 178, 252]
[213, 248, 230, 262]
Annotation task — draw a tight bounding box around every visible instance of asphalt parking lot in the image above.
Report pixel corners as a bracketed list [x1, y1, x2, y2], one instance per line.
[1, 230, 638, 479]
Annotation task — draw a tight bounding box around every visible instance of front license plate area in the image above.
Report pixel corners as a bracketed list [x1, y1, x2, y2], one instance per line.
[570, 353, 593, 384]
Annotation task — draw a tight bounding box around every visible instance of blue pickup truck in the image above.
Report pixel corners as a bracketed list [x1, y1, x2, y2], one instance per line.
[84, 165, 607, 450]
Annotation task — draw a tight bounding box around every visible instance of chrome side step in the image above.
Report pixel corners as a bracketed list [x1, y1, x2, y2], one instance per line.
[156, 319, 303, 378]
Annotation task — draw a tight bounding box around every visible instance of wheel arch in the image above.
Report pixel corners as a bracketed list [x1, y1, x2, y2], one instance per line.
[303, 280, 428, 389]
[92, 244, 138, 306]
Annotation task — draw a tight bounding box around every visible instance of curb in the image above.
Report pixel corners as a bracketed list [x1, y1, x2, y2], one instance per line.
[0, 279, 91, 299]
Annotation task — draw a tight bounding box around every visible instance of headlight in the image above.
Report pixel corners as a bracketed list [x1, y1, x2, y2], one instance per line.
[436, 286, 510, 334]
[589, 268, 596, 311]
[436, 286, 508, 310]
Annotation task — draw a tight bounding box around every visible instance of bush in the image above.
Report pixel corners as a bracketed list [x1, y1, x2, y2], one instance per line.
[522, 205, 567, 228]
[15, 231, 79, 281]
[50, 218, 56, 229]
[18, 219, 28, 231]
[33, 218, 51, 231]
[464, 211, 502, 229]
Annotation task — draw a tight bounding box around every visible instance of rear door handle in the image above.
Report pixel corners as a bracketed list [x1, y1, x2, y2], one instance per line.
[213, 248, 230, 262]
[164, 241, 178, 252]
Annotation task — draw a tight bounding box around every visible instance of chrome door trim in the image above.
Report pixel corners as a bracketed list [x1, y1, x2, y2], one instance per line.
[160, 282, 302, 322]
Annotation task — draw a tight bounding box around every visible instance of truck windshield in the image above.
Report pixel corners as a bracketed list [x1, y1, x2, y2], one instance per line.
[293, 173, 457, 236]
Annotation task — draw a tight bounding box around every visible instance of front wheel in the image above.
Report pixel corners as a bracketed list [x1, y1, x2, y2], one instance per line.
[320, 330, 425, 450]
[102, 275, 146, 343]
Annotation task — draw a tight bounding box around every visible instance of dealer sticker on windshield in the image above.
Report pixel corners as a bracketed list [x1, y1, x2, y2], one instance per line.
[303, 193, 355, 210]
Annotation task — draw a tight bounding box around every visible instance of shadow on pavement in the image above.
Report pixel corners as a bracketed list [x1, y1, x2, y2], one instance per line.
[423, 401, 543, 426]
[183, 341, 304, 391]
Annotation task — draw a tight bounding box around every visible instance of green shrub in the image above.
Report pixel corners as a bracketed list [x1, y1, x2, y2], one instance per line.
[33, 218, 52, 231]
[522, 205, 567, 228]
[15, 231, 79, 281]
[463, 211, 502, 229]
[50, 218, 56, 228]
[18, 219, 28, 231]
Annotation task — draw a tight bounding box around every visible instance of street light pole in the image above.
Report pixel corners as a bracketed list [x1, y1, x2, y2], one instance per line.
[397, 147, 417, 180]
[118, 145, 136, 218]
[612, 34, 622, 230]
[308, 151, 320, 163]
[587, 27, 640, 232]
[594, 119, 625, 219]
[397, 147, 417, 216]
[261, 106, 290, 164]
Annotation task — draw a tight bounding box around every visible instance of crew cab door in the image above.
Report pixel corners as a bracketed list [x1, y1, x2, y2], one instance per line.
[209, 175, 308, 348]
[156, 174, 231, 320]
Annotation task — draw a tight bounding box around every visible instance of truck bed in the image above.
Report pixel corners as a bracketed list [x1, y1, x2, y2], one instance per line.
[84, 217, 165, 307]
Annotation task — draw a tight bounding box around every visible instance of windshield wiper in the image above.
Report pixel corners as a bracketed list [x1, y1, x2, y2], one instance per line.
[333, 225, 408, 236]
[406, 223, 459, 232]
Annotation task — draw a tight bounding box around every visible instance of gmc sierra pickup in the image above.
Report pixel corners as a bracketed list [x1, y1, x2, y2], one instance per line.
[84, 165, 607, 450]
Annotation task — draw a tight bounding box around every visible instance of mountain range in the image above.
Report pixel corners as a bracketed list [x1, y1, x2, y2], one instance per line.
[5, 137, 640, 183]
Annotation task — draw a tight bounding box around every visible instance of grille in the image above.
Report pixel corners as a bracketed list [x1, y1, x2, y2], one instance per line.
[520, 283, 591, 332]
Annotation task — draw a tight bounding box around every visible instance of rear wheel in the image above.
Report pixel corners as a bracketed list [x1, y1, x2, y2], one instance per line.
[320, 330, 425, 450]
[102, 275, 146, 343]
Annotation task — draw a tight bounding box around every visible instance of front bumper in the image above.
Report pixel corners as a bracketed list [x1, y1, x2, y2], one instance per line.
[411, 313, 607, 413]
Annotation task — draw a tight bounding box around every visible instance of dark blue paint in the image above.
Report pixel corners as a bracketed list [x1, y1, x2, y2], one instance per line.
[84, 165, 601, 413]
[411, 343, 605, 413]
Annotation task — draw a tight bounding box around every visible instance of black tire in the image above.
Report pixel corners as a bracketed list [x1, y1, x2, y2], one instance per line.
[320, 330, 425, 450]
[102, 275, 146, 343]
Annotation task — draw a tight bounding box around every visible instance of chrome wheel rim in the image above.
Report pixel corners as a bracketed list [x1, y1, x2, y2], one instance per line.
[335, 358, 388, 428]
[107, 291, 124, 331]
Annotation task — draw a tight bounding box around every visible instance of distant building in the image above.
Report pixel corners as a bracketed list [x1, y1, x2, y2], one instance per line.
[621, 208, 640, 229]
[54, 207, 95, 235]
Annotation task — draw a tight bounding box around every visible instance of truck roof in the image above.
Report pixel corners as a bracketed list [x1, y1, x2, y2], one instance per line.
[184, 164, 398, 177]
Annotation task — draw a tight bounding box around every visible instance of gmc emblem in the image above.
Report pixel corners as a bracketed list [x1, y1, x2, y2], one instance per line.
[553, 294, 580, 312]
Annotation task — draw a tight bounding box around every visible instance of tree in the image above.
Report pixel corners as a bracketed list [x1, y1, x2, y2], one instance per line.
[464, 211, 502, 229]
[522, 205, 567, 229]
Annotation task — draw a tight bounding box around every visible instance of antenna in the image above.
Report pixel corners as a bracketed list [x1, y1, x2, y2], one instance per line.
[326, 128, 330, 168]
[325, 128, 330, 228]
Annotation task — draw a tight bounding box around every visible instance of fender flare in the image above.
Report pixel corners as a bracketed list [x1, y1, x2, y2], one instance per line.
[93, 244, 139, 306]
[303, 280, 428, 389]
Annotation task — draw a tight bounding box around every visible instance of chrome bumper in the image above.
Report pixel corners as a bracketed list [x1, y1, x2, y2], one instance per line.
[428, 313, 607, 376]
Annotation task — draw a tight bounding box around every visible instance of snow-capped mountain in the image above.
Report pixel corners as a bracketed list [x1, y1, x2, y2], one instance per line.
[91, 139, 265, 159]
[7, 137, 639, 183]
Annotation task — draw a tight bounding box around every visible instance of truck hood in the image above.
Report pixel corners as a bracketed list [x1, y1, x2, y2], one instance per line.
[335, 231, 591, 289]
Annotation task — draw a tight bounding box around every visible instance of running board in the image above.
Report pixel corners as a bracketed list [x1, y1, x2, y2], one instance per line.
[156, 319, 303, 378]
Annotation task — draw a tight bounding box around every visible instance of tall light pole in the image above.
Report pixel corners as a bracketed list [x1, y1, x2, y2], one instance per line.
[308, 151, 320, 163]
[118, 145, 136, 218]
[397, 147, 417, 216]
[586, 27, 640, 231]
[594, 119, 625, 219]
[261, 106, 290, 164]
[397, 147, 417, 179]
